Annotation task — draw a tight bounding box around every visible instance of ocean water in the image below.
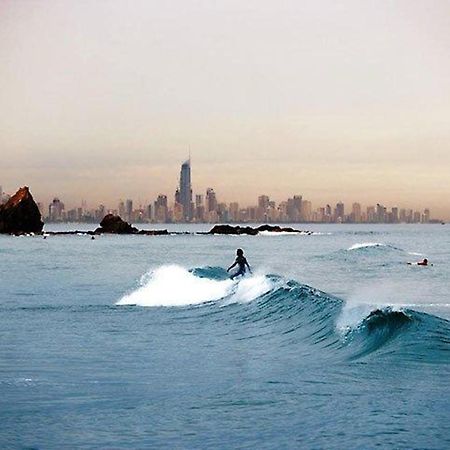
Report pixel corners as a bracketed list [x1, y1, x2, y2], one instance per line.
[1, 223, 449, 449]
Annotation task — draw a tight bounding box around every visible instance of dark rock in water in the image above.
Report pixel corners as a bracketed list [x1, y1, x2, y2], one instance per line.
[94, 214, 169, 235]
[95, 214, 138, 234]
[0, 186, 44, 234]
[208, 224, 308, 235]
[137, 229, 169, 236]
[256, 224, 303, 233]
[208, 224, 259, 235]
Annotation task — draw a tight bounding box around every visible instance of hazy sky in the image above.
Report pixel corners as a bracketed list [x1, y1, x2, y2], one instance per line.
[1, 0, 449, 217]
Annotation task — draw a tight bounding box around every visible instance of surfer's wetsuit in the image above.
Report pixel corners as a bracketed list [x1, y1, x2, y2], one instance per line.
[228, 254, 251, 279]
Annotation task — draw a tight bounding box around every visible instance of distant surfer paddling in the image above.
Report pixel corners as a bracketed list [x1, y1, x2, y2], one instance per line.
[408, 258, 431, 266]
[227, 248, 252, 279]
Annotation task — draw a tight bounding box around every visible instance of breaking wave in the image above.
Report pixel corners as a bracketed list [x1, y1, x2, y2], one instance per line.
[117, 265, 272, 307]
[117, 266, 450, 363]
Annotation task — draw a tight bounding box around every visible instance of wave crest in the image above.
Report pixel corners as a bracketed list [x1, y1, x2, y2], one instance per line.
[116, 265, 450, 364]
[117, 265, 272, 307]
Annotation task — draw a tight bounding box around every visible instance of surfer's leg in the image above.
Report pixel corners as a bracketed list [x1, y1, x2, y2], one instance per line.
[230, 268, 244, 280]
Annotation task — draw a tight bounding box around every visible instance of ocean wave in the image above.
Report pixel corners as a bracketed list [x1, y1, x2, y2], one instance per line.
[117, 265, 272, 307]
[117, 265, 450, 363]
[347, 242, 399, 251]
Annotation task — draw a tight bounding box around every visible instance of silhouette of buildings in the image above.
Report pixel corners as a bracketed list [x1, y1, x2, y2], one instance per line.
[36, 158, 441, 223]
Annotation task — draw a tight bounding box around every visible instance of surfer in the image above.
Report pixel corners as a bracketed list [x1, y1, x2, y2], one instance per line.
[227, 248, 252, 279]
[408, 258, 430, 266]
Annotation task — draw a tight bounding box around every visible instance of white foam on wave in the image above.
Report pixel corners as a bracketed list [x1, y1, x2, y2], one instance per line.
[347, 242, 386, 251]
[223, 273, 273, 305]
[117, 265, 273, 307]
[336, 282, 412, 332]
[258, 231, 330, 236]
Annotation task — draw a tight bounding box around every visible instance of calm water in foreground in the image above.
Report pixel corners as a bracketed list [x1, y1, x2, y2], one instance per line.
[1, 224, 449, 449]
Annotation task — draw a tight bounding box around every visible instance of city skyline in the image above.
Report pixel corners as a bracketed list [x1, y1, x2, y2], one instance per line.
[0, 156, 450, 222]
[1, 159, 440, 223]
[1, 1, 450, 219]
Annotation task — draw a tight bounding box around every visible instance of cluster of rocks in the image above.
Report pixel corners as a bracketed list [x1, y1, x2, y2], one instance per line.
[207, 224, 312, 235]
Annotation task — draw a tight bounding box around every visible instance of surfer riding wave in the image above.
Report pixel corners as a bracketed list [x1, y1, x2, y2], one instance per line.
[227, 248, 252, 279]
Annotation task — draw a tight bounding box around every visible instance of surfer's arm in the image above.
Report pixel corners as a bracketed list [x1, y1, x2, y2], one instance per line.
[245, 259, 252, 273]
[227, 261, 237, 272]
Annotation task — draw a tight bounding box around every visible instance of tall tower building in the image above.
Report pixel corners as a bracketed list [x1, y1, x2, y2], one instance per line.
[178, 159, 193, 221]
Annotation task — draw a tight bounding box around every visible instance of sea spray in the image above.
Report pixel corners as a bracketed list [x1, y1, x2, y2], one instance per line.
[117, 265, 273, 307]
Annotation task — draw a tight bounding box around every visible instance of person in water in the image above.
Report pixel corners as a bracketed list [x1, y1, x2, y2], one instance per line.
[227, 248, 251, 279]
[408, 258, 430, 266]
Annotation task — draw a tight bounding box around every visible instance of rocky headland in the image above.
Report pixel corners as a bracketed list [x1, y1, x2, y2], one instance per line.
[0, 186, 44, 234]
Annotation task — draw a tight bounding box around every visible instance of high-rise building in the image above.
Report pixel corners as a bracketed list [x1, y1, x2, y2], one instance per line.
[125, 199, 133, 222]
[48, 198, 65, 222]
[154, 195, 168, 222]
[258, 195, 270, 210]
[178, 159, 193, 221]
[376, 204, 386, 223]
[206, 188, 217, 213]
[324, 204, 332, 222]
[286, 195, 302, 222]
[351, 203, 362, 223]
[391, 207, 399, 223]
[335, 202, 345, 222]
[301, 200, 312, 222]
[229, 202, 239, 222]
[118, 200, 125, 218]
[194, 194, 205, 222]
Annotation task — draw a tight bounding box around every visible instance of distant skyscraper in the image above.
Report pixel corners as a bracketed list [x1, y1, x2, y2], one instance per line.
[178, 159, 193, 221]
[376, 204, 386, 223]
[125, 199, 133, 222]
[258, 195, 270, 210]
[206, 188, 217, 212]
[352, 203, 362, 223]
[391, 207, 399, 223]
[335, 202, 345, 222]
[194, 194, 205, 222]
[154, 195, 168, 222]
[118, 200, 125, 218]
[48, 198, 65, 222]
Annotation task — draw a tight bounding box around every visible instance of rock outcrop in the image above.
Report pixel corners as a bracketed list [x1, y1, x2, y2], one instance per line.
[208, 224, 309, 235]
[208, 224, 259, 235]
[95, 214, 138, 234]
[94, 214, 169, 235]
[137, 229, 169, 236]
[0, 186, 44, 234]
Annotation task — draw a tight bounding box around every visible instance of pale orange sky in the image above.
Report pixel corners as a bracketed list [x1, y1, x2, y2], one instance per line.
[1, 1, 449, 217]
